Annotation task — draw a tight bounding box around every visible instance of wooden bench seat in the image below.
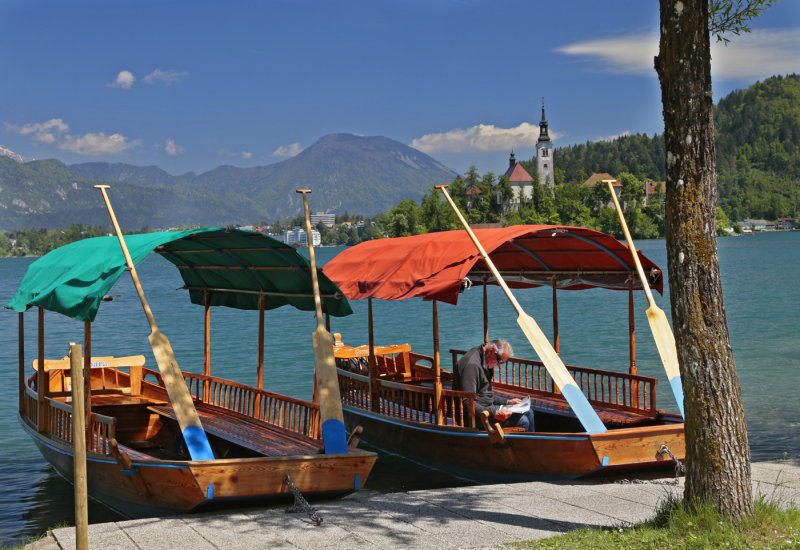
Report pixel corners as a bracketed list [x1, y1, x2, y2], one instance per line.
[147, 405, 323, 457]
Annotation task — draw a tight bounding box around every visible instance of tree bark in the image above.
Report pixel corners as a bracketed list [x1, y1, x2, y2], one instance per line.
[655, 0, 752, 519]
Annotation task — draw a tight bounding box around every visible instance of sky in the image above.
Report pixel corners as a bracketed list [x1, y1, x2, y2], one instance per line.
[1, 0, 798, 178]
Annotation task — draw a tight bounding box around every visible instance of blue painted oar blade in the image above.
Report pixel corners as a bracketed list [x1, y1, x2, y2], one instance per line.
[183, 425, 215, 461]
[322, 418, 349, 454]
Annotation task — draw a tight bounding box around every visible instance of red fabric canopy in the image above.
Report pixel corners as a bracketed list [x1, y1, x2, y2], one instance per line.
[323, 225, 663, 305]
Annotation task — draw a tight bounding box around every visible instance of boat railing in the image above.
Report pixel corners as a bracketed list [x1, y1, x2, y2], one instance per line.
[173, 369, 322, 439]
[449, 349, 658, 415]
[21, 384, 117, 455]
[337, 370, 477, 428]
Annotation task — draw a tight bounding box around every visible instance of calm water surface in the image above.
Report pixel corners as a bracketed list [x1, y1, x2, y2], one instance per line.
[1, 232, 798, 545]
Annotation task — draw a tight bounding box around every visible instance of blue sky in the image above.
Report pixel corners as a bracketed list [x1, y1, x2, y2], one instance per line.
[2, 0, 798, 178]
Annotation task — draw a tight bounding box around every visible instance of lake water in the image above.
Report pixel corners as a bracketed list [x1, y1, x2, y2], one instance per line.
[1, 231, 798, 545]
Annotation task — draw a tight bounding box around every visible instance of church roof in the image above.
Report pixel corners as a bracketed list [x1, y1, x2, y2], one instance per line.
[505, 163, 533, 182]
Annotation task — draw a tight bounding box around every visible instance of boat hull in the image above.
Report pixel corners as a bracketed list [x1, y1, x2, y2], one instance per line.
[343, 406, 683, 481]
[21, 416, 376, 518]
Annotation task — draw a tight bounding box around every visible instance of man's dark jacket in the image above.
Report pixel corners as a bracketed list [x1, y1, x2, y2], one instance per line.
[453, 345, 508, 417]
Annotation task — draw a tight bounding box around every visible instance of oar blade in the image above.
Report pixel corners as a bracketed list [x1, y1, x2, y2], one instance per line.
[149, 329, 215, 460]
[516, 312, 607, 434]
[645, 305, 685, 418]
[311, 324, 349, 454]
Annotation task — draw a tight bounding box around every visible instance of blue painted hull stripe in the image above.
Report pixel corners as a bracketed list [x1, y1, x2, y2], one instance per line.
[345, 408, 590, 442]
[669, 375, 685, 419]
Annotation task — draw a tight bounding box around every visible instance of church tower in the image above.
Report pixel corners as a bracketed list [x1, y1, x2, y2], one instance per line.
[536, 101, 554, 188]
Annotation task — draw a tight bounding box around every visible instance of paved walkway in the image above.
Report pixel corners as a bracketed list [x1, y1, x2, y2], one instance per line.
[28, 460, 799, 550]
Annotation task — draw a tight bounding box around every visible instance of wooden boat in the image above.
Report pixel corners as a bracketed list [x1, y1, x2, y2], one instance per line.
[323, 225, 685, 480]
[7, 228, 376, 517]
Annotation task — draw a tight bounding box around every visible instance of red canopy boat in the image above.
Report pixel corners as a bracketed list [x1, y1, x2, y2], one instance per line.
[323, 225, 684, 479]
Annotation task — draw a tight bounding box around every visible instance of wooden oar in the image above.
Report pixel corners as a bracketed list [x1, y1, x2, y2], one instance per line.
[94, 185, 214, 460]
[604, 180, 685, 418]
[435, 185, 606, 434]
[297, 189, 348, 454]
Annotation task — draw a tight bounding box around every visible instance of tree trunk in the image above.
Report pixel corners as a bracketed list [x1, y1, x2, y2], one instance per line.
[655, 0, 752, 519]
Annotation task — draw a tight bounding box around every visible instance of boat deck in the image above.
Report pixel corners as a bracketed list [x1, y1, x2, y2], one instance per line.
[147, 404, 324, 458]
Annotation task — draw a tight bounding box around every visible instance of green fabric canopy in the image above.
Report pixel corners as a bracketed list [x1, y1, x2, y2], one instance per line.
[6, 228, 352, 322]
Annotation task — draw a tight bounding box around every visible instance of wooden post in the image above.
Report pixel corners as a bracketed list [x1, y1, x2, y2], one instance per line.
[482, 276, 489, 344]
[203, 291, 211, 402]
[368, 298, 379, 412]
[552, 277, 560, 355]
[257, 295, 265, 389]
[628, 278, 637, 374]
[255, 295, 265, 417]
[83, 322, 92, 444]
[432, 300, 443, 425]
[18, 312, 24, 414]
[628, 278, 639, 407]
[37, 308, 47, 433]
[69, 342, 89, 550]
[203, 291, 211, 377]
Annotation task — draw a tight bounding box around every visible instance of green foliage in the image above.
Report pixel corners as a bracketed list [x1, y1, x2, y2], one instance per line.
[0, 224, 124, 256]
[709, 0, 779, 44]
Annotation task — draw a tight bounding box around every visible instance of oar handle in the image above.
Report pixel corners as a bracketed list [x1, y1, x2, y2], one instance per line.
[434, 185, 524, 314]
[296, 189, 324, 323]
[604, 181, 656, 305]
[94, 185, 159, 330]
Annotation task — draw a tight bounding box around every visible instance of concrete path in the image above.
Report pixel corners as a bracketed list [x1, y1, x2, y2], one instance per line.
[28, 460, 799, 550]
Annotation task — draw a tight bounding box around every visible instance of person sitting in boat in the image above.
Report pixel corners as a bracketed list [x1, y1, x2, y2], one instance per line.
[453, 339, 535, 432]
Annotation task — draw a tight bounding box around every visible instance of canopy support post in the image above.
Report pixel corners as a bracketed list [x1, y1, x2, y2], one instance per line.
[482, 276, 489, 344]
[432, 300, 443, 425]
[18, 312, 24, 414]
[257, 295, 265, 390]
[83, 321, 92, 442]
[552, 276, 560, 355]
[203, 291, 211, 402]
[628, 278, 639, 407]
[368, 298, 379, 412]
[37, 307, 46, 433]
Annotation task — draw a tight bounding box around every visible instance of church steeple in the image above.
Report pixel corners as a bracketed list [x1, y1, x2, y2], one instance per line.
[535, 99, 554, 188]
[509, 150, 516, 170]
[537, 99, 551, 145]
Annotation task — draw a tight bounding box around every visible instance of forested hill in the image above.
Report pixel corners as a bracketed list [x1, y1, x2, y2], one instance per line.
[546, 74, 799, 221]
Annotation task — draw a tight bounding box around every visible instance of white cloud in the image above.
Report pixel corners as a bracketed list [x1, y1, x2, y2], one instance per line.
[241, 151, 253, 159]
[5, 118, 69, 143]
[58, 132, 141, 155]
[556, 28, 800, 81]
[164, 139, 184, 155]
[272, 142, 302, 157]
[108, 70, 136, 89]
[411, 122, 557, 154]
[143, 69, 189, 85]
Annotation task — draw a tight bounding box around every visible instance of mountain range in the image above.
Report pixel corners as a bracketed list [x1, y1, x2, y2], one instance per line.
[0, 134, 456, 231]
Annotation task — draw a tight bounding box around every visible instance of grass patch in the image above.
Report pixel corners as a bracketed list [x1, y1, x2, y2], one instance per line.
[507, 494, 800, 549]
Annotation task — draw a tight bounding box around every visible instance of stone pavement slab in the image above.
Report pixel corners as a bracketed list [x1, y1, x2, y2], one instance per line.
[31, 459, 799, 550]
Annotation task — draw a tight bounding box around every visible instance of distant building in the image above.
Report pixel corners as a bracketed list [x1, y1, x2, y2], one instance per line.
[283, 227, 321, 246]
[535, 102, 554, 188]
[643, 180, 666, 206]
[777, 217, 795, 230]
[310, 212, 335, 227]
[505, 152, 534, 206]
[582, 173, 621, 206]
[502, 101, 555, 210]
